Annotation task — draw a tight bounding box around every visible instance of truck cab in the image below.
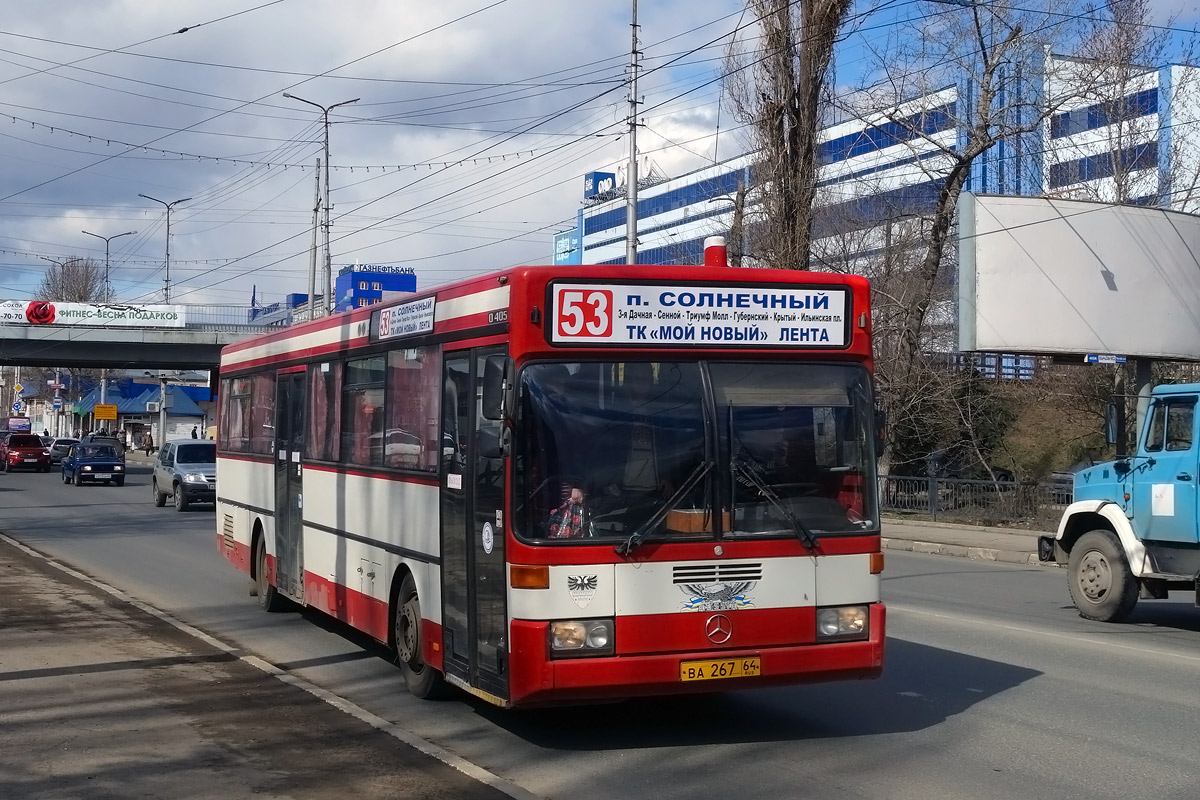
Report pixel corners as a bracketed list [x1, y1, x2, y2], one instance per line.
[1040, 382, 1200, 621]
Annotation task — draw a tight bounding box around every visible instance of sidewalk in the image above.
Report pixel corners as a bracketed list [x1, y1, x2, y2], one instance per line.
[0, 537, 521, 800]
[882, 516, 1050, 566]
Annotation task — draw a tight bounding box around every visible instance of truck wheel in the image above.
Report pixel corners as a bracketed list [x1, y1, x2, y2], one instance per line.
[1068, 530, 1139, 622]
[394, 574, 447, 699]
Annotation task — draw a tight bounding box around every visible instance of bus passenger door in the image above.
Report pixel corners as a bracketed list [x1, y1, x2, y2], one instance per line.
[274, 370, 306, 602]
[440, 349, 509, 701]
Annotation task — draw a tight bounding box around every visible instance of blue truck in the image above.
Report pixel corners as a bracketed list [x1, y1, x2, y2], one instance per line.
[1039, 382, 1200, 621]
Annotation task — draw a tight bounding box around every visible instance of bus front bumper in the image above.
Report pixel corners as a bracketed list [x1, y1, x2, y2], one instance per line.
[506, 603, 885, 707]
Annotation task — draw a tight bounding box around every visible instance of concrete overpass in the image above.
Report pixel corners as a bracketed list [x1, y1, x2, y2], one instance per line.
[0, 304, 285, 369]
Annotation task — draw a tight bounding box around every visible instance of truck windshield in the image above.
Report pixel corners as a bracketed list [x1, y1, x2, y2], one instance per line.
[514, 361, 877, 544]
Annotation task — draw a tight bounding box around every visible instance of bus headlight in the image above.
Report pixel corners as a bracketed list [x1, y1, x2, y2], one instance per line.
[548, 619, 614, 658]
[816, 605, 869, 641]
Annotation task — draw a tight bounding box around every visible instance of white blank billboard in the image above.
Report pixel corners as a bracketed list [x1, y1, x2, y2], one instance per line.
[958, 193, 1200, 361]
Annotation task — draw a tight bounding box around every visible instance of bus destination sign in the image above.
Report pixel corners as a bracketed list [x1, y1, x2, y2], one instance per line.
[549, 283, 848, 347]
[374, 296, 435, 341]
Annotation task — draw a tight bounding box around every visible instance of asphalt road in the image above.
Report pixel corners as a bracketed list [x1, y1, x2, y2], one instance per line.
[2, 465, 1200, 800]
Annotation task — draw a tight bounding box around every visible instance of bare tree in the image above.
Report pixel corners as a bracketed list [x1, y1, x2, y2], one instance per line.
[724, 0, 854, 270]
[37, 257, 105, 302]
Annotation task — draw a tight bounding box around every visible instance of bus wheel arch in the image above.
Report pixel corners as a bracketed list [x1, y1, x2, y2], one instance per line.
[390, 567, 447, 699]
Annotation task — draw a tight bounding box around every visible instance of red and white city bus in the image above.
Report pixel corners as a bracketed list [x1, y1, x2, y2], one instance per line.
[216, 254, 885, 707]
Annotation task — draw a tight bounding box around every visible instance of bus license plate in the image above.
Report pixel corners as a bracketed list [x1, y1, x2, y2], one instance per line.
[679, 657, 761, 682]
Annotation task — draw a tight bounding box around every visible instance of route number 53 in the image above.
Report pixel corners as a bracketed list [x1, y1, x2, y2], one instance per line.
[556, 289, 613, 338]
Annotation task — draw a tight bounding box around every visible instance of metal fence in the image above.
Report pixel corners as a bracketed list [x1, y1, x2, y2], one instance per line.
[879, 475, 1072, 528]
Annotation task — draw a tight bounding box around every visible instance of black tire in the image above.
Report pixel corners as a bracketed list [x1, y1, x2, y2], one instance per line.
[62, 470, 70, 484]
[114, 478, 124, 487]
[255, 535, 289, 612]
[152, 478, 166, 507]
[394, 573, 447, 699]
[1068, 529, 1139, 622]
[74, 471, 84, 487]
[174, 484, 189, 512]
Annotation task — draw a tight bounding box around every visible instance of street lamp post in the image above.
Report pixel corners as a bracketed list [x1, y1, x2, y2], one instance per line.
[82, 229, 137, 302]
[138, 194, 191, 303]
[145, 371, 178, 447]
[283, 92, 360, 315]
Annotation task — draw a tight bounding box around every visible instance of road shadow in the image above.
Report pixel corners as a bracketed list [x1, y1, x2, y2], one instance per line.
[1055, 600, 1200, 634]
[460, 636, 1039, 748]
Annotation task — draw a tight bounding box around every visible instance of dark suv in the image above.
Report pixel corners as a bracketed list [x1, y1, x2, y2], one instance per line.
[3, 433, 51, 472]
[152, 440, 217, 511]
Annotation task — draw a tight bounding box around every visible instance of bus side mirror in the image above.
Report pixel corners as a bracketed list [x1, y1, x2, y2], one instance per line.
[482, 355, 512, 421]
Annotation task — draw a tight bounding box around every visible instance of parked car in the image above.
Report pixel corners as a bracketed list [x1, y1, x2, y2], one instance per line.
[152, 440, 217, 512]
[2, 433, 51, 472]
[48, 437, 79, 465]
[62, 443, 126, 486]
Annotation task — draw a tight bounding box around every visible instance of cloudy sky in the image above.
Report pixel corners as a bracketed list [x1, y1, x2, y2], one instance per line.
[0, 0, 754, 309]
[1, 0, 1198, 311]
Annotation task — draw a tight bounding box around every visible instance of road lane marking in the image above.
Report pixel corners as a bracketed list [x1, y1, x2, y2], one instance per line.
[0, 533, 541, 800]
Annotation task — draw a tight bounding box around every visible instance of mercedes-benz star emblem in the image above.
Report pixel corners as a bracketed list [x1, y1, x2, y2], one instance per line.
[705, 613, 732, 644]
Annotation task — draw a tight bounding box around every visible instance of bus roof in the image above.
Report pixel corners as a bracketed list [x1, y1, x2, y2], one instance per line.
[221, 264, 872, 373]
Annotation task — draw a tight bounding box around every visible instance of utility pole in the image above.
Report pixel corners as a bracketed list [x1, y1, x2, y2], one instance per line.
[308, 158, 322, 318]
[82, 229, 137, 302]
[625, 0, 641, 266]
[283, 93, 360, 313]
[138, 194, 191, 303]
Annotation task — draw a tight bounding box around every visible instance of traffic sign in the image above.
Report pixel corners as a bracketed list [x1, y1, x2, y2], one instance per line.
[12, 401, 22, 412]
[94, 404, 118, 421]
[53, 396, 63, 410]
[13, 382, 23, 394]
[1084, 354, 1127, 365]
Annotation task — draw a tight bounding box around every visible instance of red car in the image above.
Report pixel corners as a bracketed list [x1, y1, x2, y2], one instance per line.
[3, 433, 52, 472]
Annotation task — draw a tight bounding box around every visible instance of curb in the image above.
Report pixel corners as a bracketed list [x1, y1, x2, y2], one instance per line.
[883, 516, 1053, 537]
[881, 536, 1054, 567]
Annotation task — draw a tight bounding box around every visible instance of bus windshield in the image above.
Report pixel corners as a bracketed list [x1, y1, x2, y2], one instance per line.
[514, 361, 877, 544]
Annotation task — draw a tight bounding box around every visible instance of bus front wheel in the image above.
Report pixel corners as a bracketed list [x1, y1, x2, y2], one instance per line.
[394, 573, 446, 699]
[1068, 529, 1138, 622]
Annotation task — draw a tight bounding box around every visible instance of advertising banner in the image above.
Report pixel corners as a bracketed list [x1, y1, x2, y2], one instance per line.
[0, 301, 188, 328]
[548, 282, 849, 348]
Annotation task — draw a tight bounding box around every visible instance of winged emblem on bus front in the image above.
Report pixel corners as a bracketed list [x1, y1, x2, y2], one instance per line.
[567, 574, 598, 609]
[680, 581, 756, 611]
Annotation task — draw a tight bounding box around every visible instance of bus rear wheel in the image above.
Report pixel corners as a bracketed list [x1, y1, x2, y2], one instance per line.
[255, 535, 289, 612]
[394, 574, 446, 699]
[1068, 529, 1138, 622]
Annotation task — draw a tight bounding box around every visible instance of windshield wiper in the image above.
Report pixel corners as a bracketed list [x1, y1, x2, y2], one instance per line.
[732, 454, 819, 550]
[615, 460, 714, 557]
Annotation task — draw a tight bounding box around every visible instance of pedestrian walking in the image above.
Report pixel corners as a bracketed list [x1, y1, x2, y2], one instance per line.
[144, 432, 154, 456]
[191, 425, 199, 439]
